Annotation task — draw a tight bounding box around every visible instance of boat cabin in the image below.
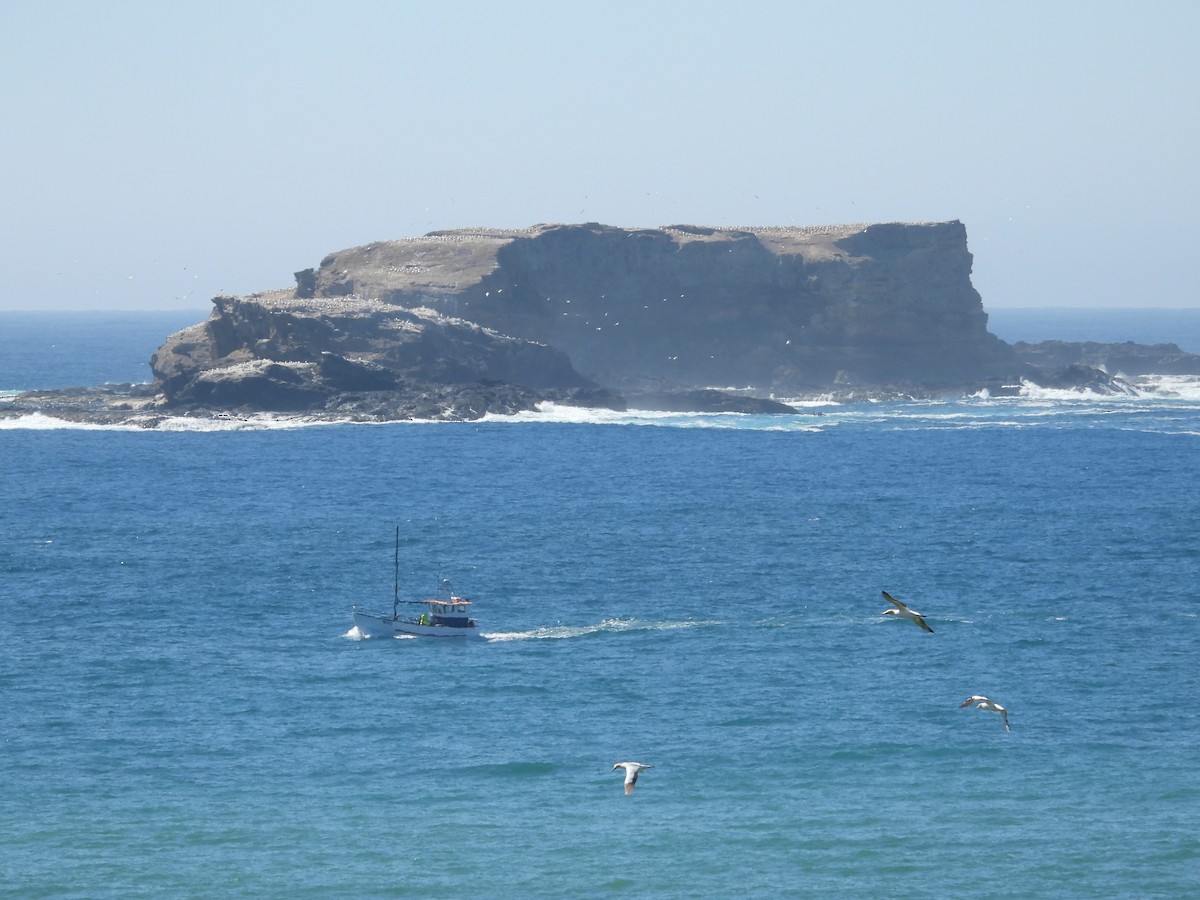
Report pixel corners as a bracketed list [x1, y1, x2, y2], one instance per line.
[421, 597, 475, 628]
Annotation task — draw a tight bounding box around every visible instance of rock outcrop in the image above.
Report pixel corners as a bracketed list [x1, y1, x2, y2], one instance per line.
[148, 294, 617, 419]
[15, 220, 1184, 426]
[1012, 340, 1200, 376]
[136, 221, 1170, 418]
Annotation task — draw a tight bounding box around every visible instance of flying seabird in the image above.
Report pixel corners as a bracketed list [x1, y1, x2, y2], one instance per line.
[612, 761, 654, 795]
[881, 591, 934, 633]
[960, 695, 1011, 732]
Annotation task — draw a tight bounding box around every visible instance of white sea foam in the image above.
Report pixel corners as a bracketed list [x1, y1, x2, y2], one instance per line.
[4, 384, 1197, 432]
[0, 412, 125, 431]
[481, 402, 829, 430]
[0, 410, 366, 432]
[1126, 374, 1200, 402]
[808, 390, 1200, 434]
[1015, 383, 1134, 402]
[143, 412, 353, 432]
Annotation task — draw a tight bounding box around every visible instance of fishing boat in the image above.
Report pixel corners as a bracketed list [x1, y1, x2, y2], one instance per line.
[351, 528, 483, 639]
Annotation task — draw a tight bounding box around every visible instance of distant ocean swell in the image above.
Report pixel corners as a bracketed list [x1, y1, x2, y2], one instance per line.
[3, 308, 1200, 897]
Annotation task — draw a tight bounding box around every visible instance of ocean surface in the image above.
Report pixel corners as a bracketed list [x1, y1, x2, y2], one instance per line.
[2, 309, 1199, 897]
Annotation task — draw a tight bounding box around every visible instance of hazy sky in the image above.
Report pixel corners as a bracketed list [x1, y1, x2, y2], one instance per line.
[2, 1, 1196, 311]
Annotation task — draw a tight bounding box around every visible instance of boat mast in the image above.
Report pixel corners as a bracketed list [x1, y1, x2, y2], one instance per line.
[392, 525, 400, 619]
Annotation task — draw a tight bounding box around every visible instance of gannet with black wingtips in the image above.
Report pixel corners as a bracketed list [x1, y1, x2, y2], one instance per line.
[612, 761, 653, 795]
[960, 695, 1011, 732]
[881, 591, 934, 632]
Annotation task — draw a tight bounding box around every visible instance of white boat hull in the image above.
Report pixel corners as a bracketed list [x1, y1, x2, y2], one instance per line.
[352, 608, 484, 640]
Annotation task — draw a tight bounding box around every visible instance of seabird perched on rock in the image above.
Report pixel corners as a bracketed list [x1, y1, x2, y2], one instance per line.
[960, 695, 1011, 732]
[881, 591, 934, 632]
[612, 761, 653, 795]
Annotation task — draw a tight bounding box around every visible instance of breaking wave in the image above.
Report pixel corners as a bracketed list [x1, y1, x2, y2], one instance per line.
[481, 401, 831, 430]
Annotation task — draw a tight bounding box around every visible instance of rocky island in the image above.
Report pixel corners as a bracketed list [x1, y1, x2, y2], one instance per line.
[7, 221, 1199, 425]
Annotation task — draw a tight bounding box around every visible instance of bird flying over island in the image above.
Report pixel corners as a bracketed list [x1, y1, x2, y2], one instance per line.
[612, 761, 654, 795]
[960, 695, 1011, 732]
[881, 591, 934, 632]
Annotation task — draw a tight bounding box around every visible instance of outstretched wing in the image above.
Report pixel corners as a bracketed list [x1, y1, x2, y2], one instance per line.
[882, 590, 907, 610]
[625, 770, 638, 794]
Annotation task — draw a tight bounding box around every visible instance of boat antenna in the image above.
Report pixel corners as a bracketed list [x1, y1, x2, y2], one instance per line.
[392, 525, 400, 618]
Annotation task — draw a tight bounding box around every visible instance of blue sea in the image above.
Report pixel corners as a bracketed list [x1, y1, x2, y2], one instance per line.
[2, 309, 1199, 898]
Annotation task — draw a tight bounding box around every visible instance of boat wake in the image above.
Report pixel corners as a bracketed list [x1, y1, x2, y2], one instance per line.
[482, 617, 723, 642]
[342, 626, 417, 641]
[344, 617, 722, 642]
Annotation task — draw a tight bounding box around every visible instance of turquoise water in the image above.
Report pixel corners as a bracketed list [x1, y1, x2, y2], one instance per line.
[2, 313, 1200, 897]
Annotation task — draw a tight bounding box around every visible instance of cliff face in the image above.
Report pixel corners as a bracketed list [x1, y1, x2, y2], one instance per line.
[300, 221, 1014, 392]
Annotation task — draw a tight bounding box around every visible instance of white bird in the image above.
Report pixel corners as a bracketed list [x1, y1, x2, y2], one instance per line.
[960, 695, 1011, 732]
[612, 761, 654, 795]
[881, 591, 934, 633]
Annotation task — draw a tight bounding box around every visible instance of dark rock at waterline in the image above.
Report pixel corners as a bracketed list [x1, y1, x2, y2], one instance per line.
[978, 364, 1136, 397]
[1012, 340, 1200, 376]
